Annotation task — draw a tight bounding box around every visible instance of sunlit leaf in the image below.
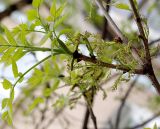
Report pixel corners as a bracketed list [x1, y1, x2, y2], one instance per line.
[2, 98, 9, 109]
[12, 59, 19, 78]
[2, 79, 12, 90]
[32, 0, 43, 8]
[115, 3, 131, 11]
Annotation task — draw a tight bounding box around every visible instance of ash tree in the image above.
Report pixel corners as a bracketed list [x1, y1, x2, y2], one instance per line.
[0, 0, 160, 129]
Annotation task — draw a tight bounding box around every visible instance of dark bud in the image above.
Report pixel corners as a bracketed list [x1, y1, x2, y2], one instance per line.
[114, 36, 123, 43]
[58, 74, 65, 78]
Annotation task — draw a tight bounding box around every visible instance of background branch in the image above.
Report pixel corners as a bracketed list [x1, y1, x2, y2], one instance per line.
[115, 77, 139, 129]
[95, 0, 128, 43]
[0, 0, 32, 20]
[126, 110, 160, 129]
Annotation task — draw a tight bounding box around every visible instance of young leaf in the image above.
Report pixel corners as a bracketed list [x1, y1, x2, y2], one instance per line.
[0, 35, 8, 45]
[115, 3, 131, 11]
[27, 9, 38, 21]
[56, 38, 72, 55]
[55, 2, 67, 18]
[1, 47, 15, 63]
[1, 111, 12, 125]
[50, 0, 56, 17]
[32, 0, 43, 8]
[2, 98, 9, 109]
[43, 88, 52, 97]
[4, 28, 17, 45]
[1, 111, 8, 120]
[12, 48, 26, 61]
[2, 79, 12, 90]
[28, 97, 44, 113]
[51, 79, 60, 91]
[12, 59, 19, 78]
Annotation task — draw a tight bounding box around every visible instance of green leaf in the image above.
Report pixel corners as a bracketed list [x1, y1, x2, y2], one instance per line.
[0, 24, 4, 33]
[12, 48, 26, 61]
[12, 60, 19, 78]
[1, 47, 15, 63]
[43, 88, 52, 97]
[2, 79, 12, 90]
[51, 79, 60, 91]
[55, 2, 67, 18]
[4, 28, 17, 45]
[1, 111, 8, 120]
[27, 9, 38, 21]
[32, 0, 43, 8]
[50, 0, 56, 17]
[58, 28, 73, 37]
[56, 38, 72, 55]
[1, 110, 12, 125]
[0, 35, 8, 45]
[28, 97, 44, 113]
[115, 3, 131, 11]
[46, 15, 54, 22]
[2, 98, 9, 109]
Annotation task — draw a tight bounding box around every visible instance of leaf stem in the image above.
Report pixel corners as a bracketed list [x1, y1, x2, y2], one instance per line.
[0, 45, 51, 52]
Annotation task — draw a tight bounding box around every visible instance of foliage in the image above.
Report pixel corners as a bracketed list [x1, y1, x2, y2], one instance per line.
[0, 0, 159, 128]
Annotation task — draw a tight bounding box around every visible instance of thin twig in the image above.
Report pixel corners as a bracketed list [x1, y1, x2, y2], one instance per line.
[82, 106, 91, 129]
[77, 53, 145, 75]
[95, 0, 144, 65]
[87, 104, 98, 129]
[126, 110, 160, 129]
[129, 0, 150, 60]
[149, 38, 160, 46]
[95, 0, 128, 43]
[102, 0, 112, 40]
[129, 0, 160, 95]
[115, 77, 139, 129]
[128, 0, 147, 20]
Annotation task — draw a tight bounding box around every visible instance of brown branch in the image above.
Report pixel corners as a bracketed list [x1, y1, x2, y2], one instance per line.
[128, 0, 147, 20]
[102, 0, 112, 40]
[115, 77, 139, 129]
[129, 0, 150, 60]
[0, 0, 32, 20]
[95, 0, 128, 43]
[95, 0, 144, 66]
[149, 38, 160, 46]
[88, 105, 98, 129]
[126, 110, 160, 129]
[76, 53, 145, 75]
[129, 0, 160, 95]
[82, 107, 90, 129]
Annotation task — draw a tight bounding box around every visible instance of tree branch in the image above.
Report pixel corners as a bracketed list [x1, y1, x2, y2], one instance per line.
[115, 77, 138, 129]
[0, 0, 32, 20]
[128, 0, 147, 20]
[76, 53, 145, 75]
[95, 0, 128, 43]
[126, 110, 160, 129]
[149, 38, 160, 46]
[102, 0, 112, 40]
[129, 0, 150, 60]
[129, 0, 160, 95]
